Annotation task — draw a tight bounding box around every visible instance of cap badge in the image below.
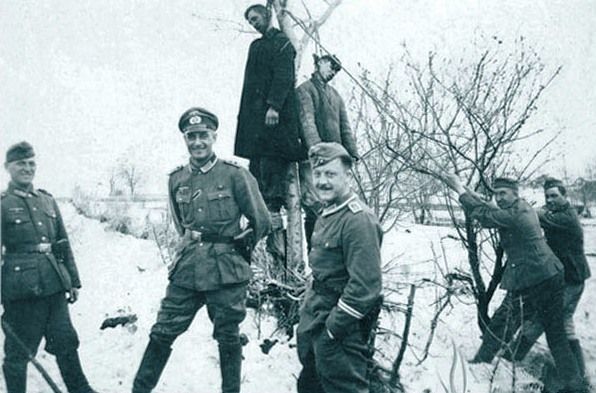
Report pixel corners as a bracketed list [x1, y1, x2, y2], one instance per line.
[189, 115, 202, 125]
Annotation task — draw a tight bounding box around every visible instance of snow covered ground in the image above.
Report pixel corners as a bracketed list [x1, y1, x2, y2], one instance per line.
[1, 205, 594, 393]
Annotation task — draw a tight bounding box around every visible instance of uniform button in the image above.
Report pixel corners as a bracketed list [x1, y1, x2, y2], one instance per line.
[14, 266, 21, 272]
[15, 219, 22, 224]
[200, 226, 205, 230]
[199, 242, 204, 247]
[512, 264, 516, 267]
[41, 236, 47, 241]
[325, 242, 329, 247]
[218, 194, 223, 197]
[198, 208, 203, 212]
[33, 207, 37, 211]
[38, 222, 43, 226]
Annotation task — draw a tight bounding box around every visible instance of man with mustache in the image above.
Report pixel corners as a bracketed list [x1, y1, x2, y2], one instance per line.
[296, 54, 360, 251]
[132, 107, 271, 393]
[235, 4, 305, 244]
[505, 178, 590, 381]
[1, 142, 98, 393]
[443, 174, 587, 393]
[296, 142, 383, 393]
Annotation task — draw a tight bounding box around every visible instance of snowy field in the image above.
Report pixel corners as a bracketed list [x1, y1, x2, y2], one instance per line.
[1, 204, 594, 393]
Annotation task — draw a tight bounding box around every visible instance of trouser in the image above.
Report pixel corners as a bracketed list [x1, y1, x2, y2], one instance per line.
[2, 293, 91, 393]
[298, 160, 323, 251]
[133, 282, 247, 393]
[297, 328, 371, 393]
[249, 156, 290, 213]
[474, 274, 584, 390]
[519, 281, 585, 343]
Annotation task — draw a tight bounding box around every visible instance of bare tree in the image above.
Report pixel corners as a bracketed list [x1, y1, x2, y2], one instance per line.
[361, 39, 561, 332]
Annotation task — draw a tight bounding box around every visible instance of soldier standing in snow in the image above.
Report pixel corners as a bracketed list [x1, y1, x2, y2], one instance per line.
[296, 142, 383, 393]
[296, 54, 360, 251]
[132, 107, 271, 393]
[1, 142, 98, 393]
[443, 174, 588, 393]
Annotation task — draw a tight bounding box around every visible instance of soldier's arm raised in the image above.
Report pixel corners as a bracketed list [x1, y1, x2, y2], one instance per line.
[459, 193, 517, 229]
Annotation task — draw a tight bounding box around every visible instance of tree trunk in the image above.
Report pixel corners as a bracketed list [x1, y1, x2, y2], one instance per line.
[464, 213, 490, 333]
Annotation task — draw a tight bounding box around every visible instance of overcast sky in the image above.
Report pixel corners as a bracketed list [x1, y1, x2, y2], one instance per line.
[1, 0, 595, 196]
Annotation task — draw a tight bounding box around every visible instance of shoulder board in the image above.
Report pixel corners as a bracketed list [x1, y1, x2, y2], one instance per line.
[347, 200, 363, 214]
[1, 191, 7, 198]
[168, 165, 184, 176]
[222, 159, 241, 168]
[38, 189, 53, 196]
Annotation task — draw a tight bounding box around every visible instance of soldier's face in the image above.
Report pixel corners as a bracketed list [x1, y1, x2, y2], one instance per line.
[313, 158, 351, 204]
[246, 10, 270, 34]
[5, 157, 36, 186]
[545, 187, 565, 210]
[494, 187, 517, 209]
[184, 130, 216, 160]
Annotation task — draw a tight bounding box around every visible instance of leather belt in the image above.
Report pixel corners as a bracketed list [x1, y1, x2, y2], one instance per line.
[5, 243, 53, 254]
[187, 230, 234, 244]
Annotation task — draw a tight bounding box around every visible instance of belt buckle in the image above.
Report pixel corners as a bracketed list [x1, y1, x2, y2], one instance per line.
[190, 231, 202, 241]
[38, 243, 52, 253]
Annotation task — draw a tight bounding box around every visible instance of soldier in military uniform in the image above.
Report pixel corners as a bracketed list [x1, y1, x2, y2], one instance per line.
[1, 142, 97, 393]
[296, 142, 383, 393]
[132, 107, 271, 393]
[503, 178, 591, 381]
[443, 174, 587, 393]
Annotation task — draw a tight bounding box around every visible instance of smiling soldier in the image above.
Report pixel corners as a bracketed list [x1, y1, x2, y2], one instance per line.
[296, 142, 383, 393]
[132, 107, 271, 393]
[1, 142, 98, 393]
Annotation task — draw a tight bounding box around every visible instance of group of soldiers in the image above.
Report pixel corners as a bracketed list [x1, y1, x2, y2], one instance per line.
[0, 3, 591, 393]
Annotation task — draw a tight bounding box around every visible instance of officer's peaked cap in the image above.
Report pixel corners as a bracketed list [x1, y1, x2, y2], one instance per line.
[178, 107, 219, 133]
[6, 141, 35, 164]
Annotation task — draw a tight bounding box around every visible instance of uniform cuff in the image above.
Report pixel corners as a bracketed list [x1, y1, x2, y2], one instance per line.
[325, 304, 361, 340]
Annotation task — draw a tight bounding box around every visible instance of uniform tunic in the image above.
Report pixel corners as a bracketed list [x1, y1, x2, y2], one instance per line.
[459, 194, 562, 291]
[149, 156, 271, 347]
[1, 182, 81, 372]
[2, 183, 80, 302]
[297, 194, 382, 393]
[538, 202, 591, 284]
[461, 193, 583, 388]
[167, 156, 271, 291]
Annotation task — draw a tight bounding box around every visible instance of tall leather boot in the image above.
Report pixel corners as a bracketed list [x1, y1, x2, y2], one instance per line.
[2, 362, 27, 393]
[132, 339, 172, 393]
[56, 350, 97, 393]
[219, 343, 242, 393]
[569, 339, 589, 385]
